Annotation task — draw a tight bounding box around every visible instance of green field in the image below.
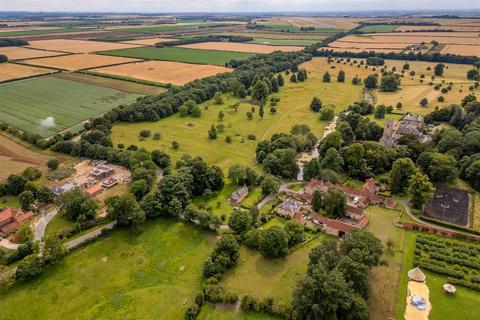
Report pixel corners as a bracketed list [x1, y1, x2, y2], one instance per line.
[0, 28, 84, 37]
[248, 38, 320, 46]
[221, 236, 325, 304]
[0, 76, 141, 137]
[118, 23, 232, 33]
[98, 47, 255, 66]
[256, 22, 338, 34]
[198, 304, 277, 319]
[111, 61, 363, 171]
[0, 219, 215, 320]
[358, 25, 399, 33]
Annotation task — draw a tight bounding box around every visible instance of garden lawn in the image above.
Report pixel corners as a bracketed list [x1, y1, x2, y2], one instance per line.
[0, 76, 141, 137]
[198, 304, 278, 319]
[0, 219, 215, 320]
[240, 187, 263, 209]
[221, 236, 325, 304]
[44, 212, 76, 236]
[111, 61, 362, 171]
[98, 47, 255, 66]
[192, 182, 238, 221]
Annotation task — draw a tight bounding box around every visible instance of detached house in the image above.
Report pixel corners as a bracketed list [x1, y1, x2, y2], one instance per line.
[0, 208, 34, 235]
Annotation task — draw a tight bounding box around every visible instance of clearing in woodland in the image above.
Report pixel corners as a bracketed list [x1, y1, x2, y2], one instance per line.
[91, 60, 232, 86]
[0, 76, 142, 137]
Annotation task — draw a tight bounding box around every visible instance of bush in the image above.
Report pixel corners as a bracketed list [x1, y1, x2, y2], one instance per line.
[139, 130, 151, 138]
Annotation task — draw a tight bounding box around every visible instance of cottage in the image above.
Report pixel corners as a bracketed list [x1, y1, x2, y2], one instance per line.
[277, 199, 305, 217]
[0, 208, 34, 235]
[229, 186, 248, 204]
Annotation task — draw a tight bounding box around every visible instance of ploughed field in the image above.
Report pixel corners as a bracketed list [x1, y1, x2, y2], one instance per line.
[0, 76, 141, 137]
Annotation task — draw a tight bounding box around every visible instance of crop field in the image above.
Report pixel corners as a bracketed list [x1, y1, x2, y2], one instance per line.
[97, 46, 255, 65]
[0, 76, 142, 137]
[0, 134, 49, 180]
[0, 28, 84, 37]
[358, 24, 399, 33]
[0, 220, 215, 320]
[247, 38, 320, 46]
[27, 39, 142, 54]
[221, 236, 325, 304]
[441, 44, 480, 56]
[52, 72, 166, 95]
[266, 17, 361, 30]
[91, 60, 232, 86]
[396, 25, 480, 32]
[177, 41, 304, 53]
[214, 32, 328, 40]
[0, 47, 66, 61]
[322, 47, 403, 53]
[0, 62, 54, 82]
[21, 53, 141, 71]
[122, 37, 177, 45]
[111, 59, 363, 171]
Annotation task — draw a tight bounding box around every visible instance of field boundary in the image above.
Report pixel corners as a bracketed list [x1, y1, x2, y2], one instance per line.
[80, 70, 172, 88]
[0, 70, 61, 84]
[78, 59, 147, 72]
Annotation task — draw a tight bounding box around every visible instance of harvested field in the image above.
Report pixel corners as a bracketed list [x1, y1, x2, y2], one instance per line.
[348, 33, 480, 45]
[98, 46, 254, 66]
[320, 46, 403, 53]
[0, 63, 54, 82]
[441, 44, 480, 56]
[52, 72, 165, 95]
[91, 60, 232, 86]
[177, 41, 304, 53]
[0, 46, 66, 61]
[122, 37, 177, 46]
[21, 54, 141, 71]
[396, 25, 480, 32]
[0, 134, 49, 181]
[27, 39, 142, 54]
[248, 38, 320, 46]
[0, 76, 142, 137]
[0, 28, 85, 37]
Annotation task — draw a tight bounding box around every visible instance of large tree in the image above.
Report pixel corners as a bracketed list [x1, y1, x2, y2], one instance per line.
[56, 188, 98, 222]
[106, 193, 145, 232]
[389, 158, 416, 194]
[259, 226, 289, 258]
[323, 188, 347, 218]
[408, 170, 434, 209]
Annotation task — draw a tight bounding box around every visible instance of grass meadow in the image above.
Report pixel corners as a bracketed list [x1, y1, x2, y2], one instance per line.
[98, 47, 255, 66]
[111, 60, 363, 171]
[358, 25, 399, 33]
[0, 219, 215, 320]
[0, 76, 141, 137]
[0, 28, 83, 37]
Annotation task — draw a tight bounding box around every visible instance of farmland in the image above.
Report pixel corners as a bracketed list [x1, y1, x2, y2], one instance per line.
[0, 46, 66, 60]
[27, 39, 142, 54]
[97, 46, 255, 65]
[21, 53, 140, 71]
[0, 28, 84, 37]
[91, 60, 232, 86]
[247, 38, 320, 46]
[0, 220, 215, 320]
[0, 76, 141, 137]
[122, 37, 177, 45]
[0, 134, 49, 180]
[177, 42, 304, 53]
[0, 63, 54, 82]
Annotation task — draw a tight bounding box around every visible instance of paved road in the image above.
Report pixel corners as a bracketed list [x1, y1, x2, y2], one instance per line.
[34, 208, 59, 241]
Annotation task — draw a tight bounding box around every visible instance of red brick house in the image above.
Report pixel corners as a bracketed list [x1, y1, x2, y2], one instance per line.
[0, 208, 34, 235]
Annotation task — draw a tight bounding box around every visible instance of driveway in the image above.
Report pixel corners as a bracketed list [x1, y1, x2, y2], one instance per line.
[0, 237, 20, 250]
[33, 208, 59, 241]
[64, 222, 116, 251]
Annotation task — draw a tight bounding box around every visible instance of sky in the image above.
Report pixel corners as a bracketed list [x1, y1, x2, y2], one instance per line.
[2, 0, 480, 13]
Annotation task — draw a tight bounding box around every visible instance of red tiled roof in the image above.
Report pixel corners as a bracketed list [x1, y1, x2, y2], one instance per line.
[15, 211, 33, 224]
[85, 184, 103, 197]
[0, 208, 18, 224]
[0, 221, 18, 234]
[346, 204, 364, 217]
